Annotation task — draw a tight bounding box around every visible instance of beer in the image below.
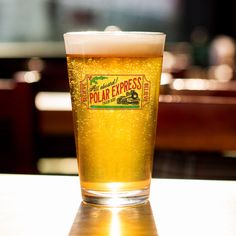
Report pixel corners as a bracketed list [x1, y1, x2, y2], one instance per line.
[64, 32, 165, 206]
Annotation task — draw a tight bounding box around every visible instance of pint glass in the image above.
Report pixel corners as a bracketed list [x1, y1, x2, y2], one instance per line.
[64, 31, 165, 206]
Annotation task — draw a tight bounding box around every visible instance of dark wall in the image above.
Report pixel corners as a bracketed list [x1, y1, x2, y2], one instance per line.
[181, 0, 236, 41]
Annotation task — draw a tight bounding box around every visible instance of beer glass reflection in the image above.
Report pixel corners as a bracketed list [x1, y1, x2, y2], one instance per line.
[69, 201, 158, 236]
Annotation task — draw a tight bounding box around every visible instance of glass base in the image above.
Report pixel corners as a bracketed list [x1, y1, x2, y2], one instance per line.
[81, 188, 149, 207]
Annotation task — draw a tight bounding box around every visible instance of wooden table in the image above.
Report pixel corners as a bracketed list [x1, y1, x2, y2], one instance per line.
[0, 175, 236, 236]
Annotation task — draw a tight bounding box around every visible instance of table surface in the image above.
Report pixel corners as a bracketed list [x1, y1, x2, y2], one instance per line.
[0, 174, 236, 236]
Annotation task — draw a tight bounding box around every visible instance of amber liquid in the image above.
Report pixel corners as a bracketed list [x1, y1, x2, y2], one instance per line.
[67, 56, 163, 193]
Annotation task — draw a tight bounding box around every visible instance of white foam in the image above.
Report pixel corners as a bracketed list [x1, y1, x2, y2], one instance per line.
[64, 32, 165, 57]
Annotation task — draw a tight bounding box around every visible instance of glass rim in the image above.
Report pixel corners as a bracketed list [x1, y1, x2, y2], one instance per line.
[64, 31, 165, 36]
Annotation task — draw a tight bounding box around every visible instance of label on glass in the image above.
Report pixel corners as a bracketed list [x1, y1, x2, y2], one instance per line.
[79, 74, 150, 109]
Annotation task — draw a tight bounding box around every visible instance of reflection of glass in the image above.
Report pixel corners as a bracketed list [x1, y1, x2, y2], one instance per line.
[69, 201, 158, 236]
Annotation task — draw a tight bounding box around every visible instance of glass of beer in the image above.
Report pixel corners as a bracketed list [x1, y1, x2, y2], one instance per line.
[64, 31, 165, 206]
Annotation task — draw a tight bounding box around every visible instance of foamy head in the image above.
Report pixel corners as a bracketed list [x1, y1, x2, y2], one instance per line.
[64, 32, 165, 57]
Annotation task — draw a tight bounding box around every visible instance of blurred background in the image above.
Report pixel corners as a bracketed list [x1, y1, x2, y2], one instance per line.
[0, 0, 236, 179]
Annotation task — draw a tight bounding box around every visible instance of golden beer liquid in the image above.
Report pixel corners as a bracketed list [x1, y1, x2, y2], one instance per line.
[67, 55, 163, 192]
